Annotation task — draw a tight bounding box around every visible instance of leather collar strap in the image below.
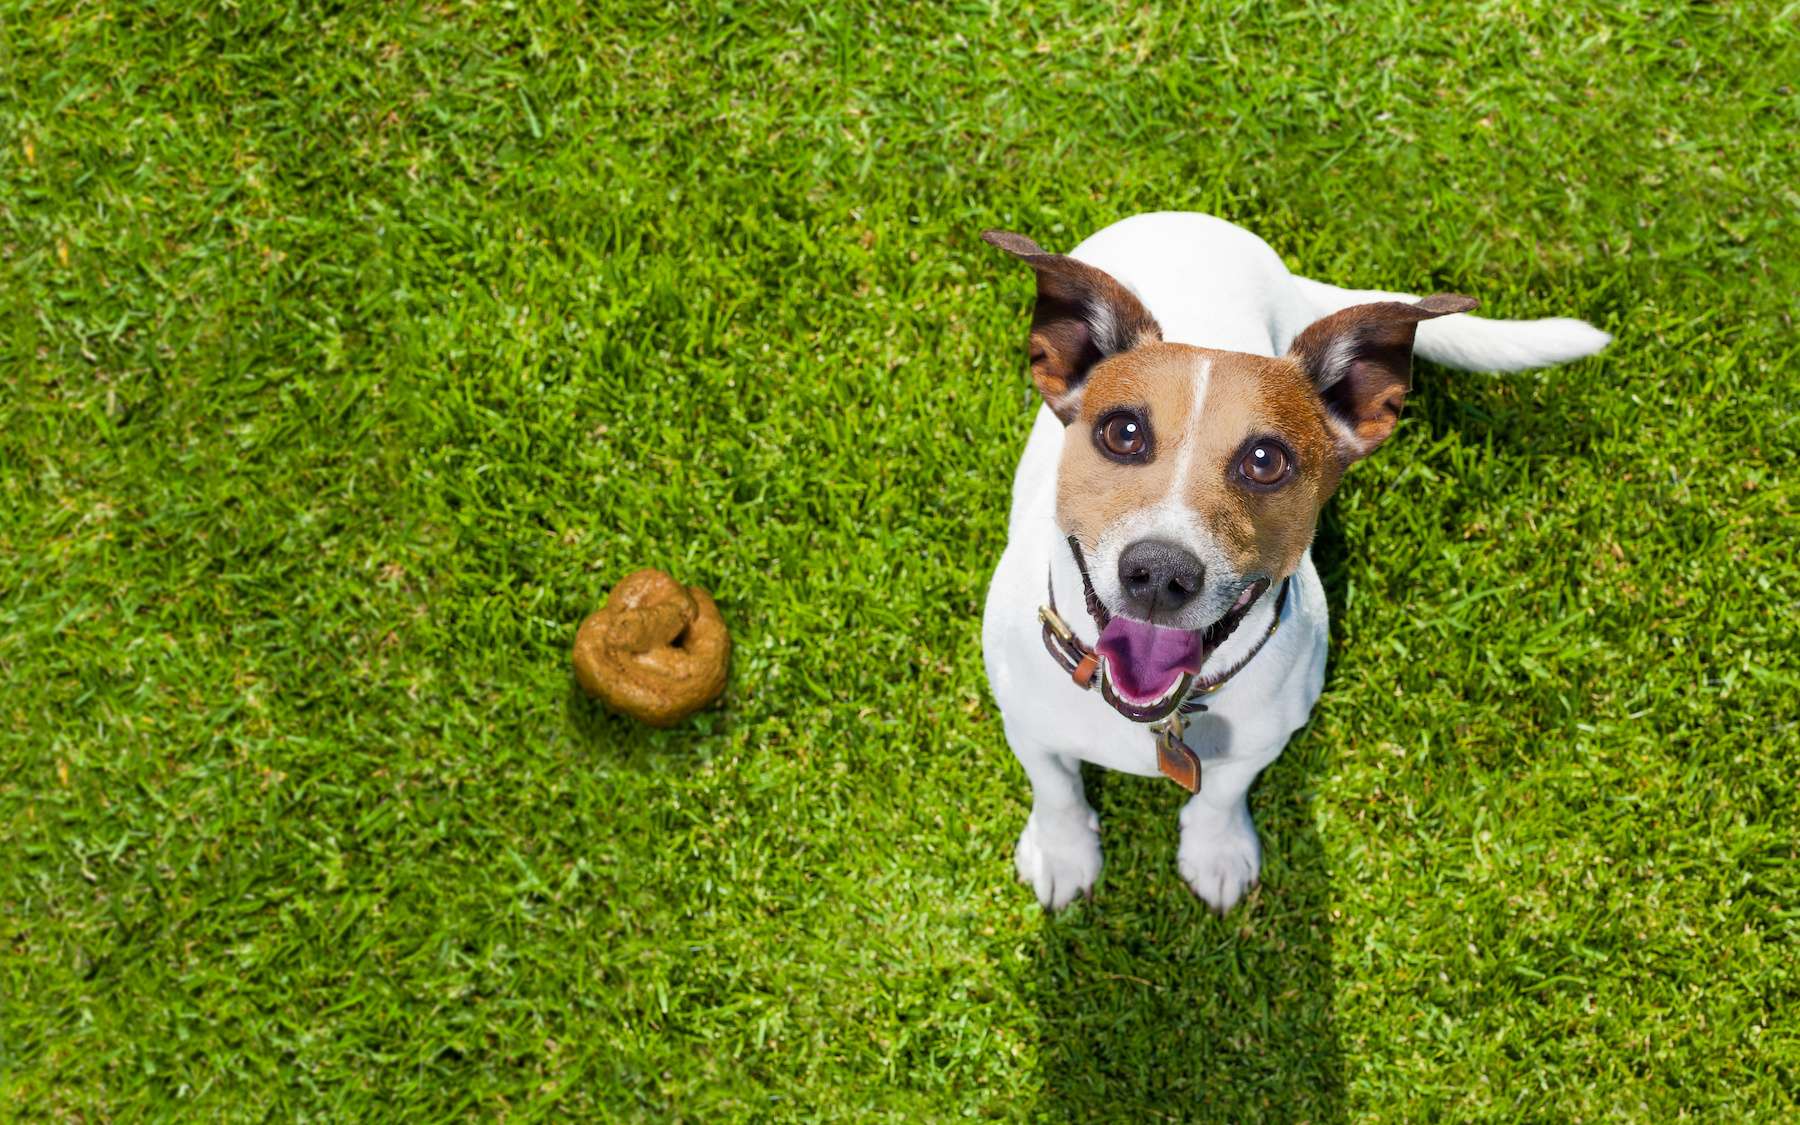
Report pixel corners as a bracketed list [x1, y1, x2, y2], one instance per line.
[1038, 543, 1290, 794]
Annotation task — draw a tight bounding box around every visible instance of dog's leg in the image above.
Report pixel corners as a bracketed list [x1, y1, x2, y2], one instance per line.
[1010, 731, 1102, 910]
[1176, 754, 1276, 913]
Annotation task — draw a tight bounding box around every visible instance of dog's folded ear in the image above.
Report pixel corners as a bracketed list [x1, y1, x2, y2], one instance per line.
[983, 230, 1162, 423]
[1287, 294, 1478, 460]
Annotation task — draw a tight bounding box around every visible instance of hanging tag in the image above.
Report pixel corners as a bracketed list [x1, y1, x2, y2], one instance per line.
[1156, 727, 1202, 793]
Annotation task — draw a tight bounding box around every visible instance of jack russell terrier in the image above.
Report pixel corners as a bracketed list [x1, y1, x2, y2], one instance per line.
[980, 212, 1609, 912]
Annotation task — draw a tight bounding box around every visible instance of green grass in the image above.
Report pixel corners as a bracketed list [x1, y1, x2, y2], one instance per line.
[3, 0, 1796, 1118]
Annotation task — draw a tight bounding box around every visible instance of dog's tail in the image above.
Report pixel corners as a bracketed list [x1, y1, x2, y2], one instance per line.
[1291, 276, 1611, 372]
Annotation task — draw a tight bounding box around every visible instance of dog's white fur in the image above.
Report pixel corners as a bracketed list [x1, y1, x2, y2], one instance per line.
[982, 212, 1610, 911]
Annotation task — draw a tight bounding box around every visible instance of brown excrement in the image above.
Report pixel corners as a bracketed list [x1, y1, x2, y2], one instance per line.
[572, 569, 731, 727]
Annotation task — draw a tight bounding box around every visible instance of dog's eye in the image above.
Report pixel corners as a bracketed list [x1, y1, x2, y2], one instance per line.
[1096, 412, 1150, 461]
[1238, 440, 1292, 488]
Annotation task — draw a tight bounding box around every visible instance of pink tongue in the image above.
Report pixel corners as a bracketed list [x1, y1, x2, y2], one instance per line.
[1095, 618, 1205, 704]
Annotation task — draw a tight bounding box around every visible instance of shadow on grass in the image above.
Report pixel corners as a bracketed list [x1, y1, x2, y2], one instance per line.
[1028, 756, 1343, 1123]
[562, 676, 733, 770]
[1406, 357, 1607, 455]
[1029, 521, 1349, 1123]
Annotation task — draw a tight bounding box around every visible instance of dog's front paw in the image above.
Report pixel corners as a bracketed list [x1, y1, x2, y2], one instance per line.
[1015, 810, 1102, 911]
[1178, 801, 1261, 913]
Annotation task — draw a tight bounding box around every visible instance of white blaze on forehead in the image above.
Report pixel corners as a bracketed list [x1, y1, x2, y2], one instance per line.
[1166, 355, 1212, 502]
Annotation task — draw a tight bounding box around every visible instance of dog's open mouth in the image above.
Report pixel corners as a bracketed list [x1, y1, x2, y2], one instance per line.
[1093, 579, 1270, 722]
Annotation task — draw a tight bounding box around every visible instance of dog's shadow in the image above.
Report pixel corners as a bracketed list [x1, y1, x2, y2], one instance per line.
[1028, 520, 1350, 1123]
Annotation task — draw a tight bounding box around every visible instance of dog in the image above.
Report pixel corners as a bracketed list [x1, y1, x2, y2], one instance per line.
[980, 212, 1609, 911]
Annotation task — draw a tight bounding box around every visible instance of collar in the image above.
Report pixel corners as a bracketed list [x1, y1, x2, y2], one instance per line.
[1037, 536, 1290, 793]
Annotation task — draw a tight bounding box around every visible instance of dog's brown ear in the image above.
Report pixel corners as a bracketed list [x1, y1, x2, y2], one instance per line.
[1287, 294, 1478, 460]
[983, 230, 1162, 422]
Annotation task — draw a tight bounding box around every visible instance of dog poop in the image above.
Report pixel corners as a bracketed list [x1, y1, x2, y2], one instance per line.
[573, 569, 730, 727]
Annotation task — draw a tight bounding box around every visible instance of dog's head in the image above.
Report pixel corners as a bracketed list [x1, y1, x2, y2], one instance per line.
[986, 229, 1474, 716]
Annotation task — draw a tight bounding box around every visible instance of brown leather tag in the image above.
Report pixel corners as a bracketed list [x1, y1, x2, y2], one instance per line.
[1072, 653, 1099, 688]
[1156, 731, 1201, 793]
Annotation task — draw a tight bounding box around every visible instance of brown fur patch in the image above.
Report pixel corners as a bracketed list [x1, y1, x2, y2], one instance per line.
[1055, 344, 1195, 546]
[1055, 344, 1346, 582]
[1186, 353, 1344, 579]
[1040, 292, 1475, 590]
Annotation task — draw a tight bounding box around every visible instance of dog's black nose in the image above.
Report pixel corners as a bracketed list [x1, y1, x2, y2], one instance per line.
[1117, 540, 1204, 617]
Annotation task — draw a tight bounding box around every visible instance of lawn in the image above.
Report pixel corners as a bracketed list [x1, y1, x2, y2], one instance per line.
[3, 1, 1797, 1119]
